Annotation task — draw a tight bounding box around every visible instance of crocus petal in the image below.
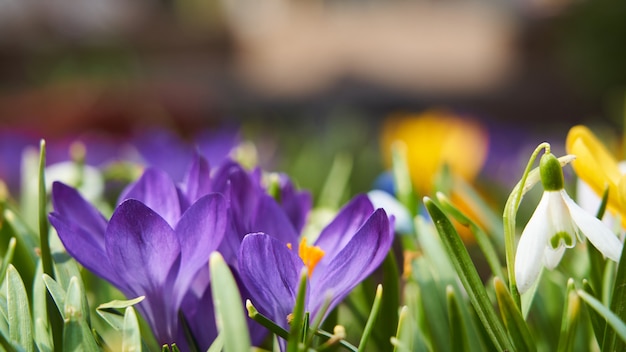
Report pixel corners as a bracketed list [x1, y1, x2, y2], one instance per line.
[562, 190, 623, 262]
[515, 192, 551, 294]
[181, 154, 213, 204]
[314, 194, 375, 263]
[49, 213, 121, 288]
[106, 200, 180, 297]
[119, 168, 182, 227]
[253, 195, 300, 244]
[51, 182, 107, 242]
[278, 174, 312, 233]
[239, 233, 303, 330]
[174, 193, 227, 305]
[134, 128, 193, 182]
[311, 209, 392, 318]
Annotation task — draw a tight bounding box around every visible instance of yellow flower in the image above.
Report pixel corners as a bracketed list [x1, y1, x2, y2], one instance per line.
[381, 109, 488, 196]
[565, 125, 626, 221]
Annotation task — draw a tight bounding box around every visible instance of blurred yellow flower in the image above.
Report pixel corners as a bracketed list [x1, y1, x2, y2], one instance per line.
[381, 109, 489, 196]
[566, 125, 626, 221]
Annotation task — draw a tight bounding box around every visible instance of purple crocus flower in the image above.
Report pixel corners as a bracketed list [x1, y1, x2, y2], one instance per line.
[238, 195, 394, 336]
[179, 158, 311, 349]
[49, 166, 227, 347]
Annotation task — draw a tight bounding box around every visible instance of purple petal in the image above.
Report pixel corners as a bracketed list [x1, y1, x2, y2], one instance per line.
[195, 126, 239, 167]
[174, 193, 227, 304]
[253, 195, 301, 244]
[105, 200, 180, 299]
[278, 174, 312, 233]
[49, 213, 121, 288]
[119, 168, 182, 227]
[51, 182, 107, 243]
[134, 129, 194, 182]
[181, 154, 212, 204]
[239, 233, 303, 330]
[314, 195, 376, 262]
[311, 209, 393, 318]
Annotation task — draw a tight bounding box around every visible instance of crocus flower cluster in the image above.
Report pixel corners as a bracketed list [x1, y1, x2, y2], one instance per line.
[50, 151, 393, 350]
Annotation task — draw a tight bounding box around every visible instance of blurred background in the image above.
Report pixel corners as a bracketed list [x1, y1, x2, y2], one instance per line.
[0, 0, 625, 202]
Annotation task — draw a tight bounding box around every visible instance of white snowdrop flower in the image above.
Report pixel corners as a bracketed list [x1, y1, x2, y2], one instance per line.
[515, 152, 623, 293]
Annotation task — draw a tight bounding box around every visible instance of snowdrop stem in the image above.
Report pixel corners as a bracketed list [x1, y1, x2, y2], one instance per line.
[503, 142, 551, 308]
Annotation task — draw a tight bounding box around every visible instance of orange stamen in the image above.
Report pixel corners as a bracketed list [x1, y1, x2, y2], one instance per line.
[298, 238, 325, 277]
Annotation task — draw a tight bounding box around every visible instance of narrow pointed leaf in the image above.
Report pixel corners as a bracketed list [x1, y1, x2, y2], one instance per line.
[582, 280, 606, 349]
[7, 265, 33, 352]
[494, 277, 536, 352]
[287, 269, 307, 352]
[206, 334, 223, 352]
[393, 306, 413, 352]
[209, 252, 251, 352]
[0, 238, 16, 284]
[122, 307, 142, 352]
[447, 286, 468, 352]
[357, 285, 383, 352]
[42, 275, 66, 319]
[578, 290, 626, 346]
[63, 277, 99, 352]
[557, 283, 582, 352]
[602, 230, 626, 352]
[424, 198, 513, 351]
[374, 251, 399, 350]
[96, 296, 145, 331]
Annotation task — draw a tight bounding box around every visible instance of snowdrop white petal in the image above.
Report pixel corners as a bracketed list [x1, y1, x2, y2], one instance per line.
[562, 190, 623, 262]
[516, 192, 551, 293]
[543, 245, 566, 270]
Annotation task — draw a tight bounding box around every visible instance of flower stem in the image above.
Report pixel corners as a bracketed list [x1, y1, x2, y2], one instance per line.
[503, 142, 550, 308]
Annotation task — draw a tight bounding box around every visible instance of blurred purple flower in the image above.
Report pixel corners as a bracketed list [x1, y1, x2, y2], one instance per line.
[133, 127, 239, 182]
[238, 195, 394, 336]
[49, 167, 228, 346]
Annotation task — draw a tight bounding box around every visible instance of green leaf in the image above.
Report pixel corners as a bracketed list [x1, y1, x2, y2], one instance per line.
[42, 274, 67, 319]
[122, 307, 142, 352]
[602, 228, 626, 352]
[246, 300, 288, 339]
[287, 269, 307, 352]
[424, 198, 513, 351]
[391, 142, 418, 216]
[392, 306, 413, 352]
[493, 277, 536, 352]
[446, 286, 468, 352]
[209, 252, 251, 352]
[7, 265, 33, 352]
[578, 290, 626, 346]
[557, 281, 582, 352]
[63, 277, 99, 352]
[582, 280, 606, 349]
[436, 192, 504, 280]
[96, 296, 145, 331]
[206, 334, 223, 352]
[357, 285, 383, 352]
[0, 238, 16, 285]
[374, 251, 399, 350]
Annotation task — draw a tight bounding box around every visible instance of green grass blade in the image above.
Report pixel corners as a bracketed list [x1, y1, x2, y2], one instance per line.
[6, 265, 33, 352]
[557, 281, 582, 352]
[578, 290, 626, 345]
[122, 307, 142, 352]
[446, 286, 468, 352]
[209, 252, 251, 352]
[42, 275, 66, 319]
[63, 277, 99, 352]
[424, 198, 513, 351]
[602, 229, 626, 352]
[493, 277, 536, 352]
[357, 284, 383, 352]
[392, 306, 413, 352]
[287, 269, 307, 352]
[582, 280, 606, 349]
[96, 296, 145, 331]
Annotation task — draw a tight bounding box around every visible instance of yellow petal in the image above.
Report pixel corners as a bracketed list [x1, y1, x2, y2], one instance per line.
[381, 109, 488, 196]
[566, 125, 623, 214]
